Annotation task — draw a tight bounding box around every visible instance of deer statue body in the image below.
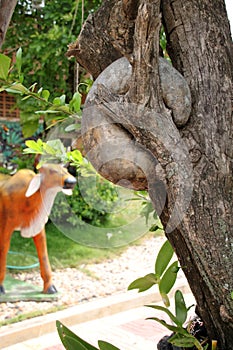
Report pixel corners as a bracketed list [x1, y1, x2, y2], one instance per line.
[0, 164, 76, 294]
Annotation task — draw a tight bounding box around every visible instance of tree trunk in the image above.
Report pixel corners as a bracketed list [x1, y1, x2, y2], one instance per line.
[69, 0, 233, 348]
[0, 0, 17, 48]
[161, 1, 233, 348]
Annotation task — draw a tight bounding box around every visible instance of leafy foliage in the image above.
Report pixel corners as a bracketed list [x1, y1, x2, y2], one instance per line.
[128, 239, 178, 306]
[128, 241, 211, 349]
[0, 48, 84, 137]
[1, 0, 98, 137]
[2, 0, 100, 98]
[23, 138, 119, 226]
[57, 321, 120, 350]
[52, 174, 119, 227]
[0, 120, 43, 167]
[55, 240, 211, 350]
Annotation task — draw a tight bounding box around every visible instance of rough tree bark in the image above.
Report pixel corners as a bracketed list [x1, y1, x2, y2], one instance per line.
[68, 0, 233, 348]
[0, 0, 17, 49]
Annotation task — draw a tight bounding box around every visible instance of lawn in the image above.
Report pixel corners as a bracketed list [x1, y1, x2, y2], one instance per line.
[8, 196, 159, 271]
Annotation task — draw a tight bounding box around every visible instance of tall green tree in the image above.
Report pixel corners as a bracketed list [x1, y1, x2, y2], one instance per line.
[2, 0, 101, 97]
[1, 0, 101, 136]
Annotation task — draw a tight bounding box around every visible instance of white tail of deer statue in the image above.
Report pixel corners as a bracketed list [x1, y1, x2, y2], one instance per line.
[0, 163, 76, 294]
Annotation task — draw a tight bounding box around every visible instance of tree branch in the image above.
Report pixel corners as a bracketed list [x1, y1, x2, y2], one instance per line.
[0, 0, 17, 48]
[67, 0, 140, 77]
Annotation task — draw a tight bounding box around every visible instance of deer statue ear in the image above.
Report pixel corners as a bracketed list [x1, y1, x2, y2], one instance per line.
[25, 174, 41, 197]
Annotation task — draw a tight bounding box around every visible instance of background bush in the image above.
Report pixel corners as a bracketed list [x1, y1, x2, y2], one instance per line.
[51, 172, 119, 227]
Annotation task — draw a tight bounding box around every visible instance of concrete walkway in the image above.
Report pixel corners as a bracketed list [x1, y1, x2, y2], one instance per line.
[1, 283, 195, 350]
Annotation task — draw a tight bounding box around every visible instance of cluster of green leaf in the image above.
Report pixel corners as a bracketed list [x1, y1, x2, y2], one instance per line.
[128, 240, 178, 305]
[0, 47, 83, 136]
[128, 240, 213, 349]
[56, 240, 214, 350]
[52, 175, 118, 227]
[57, 321, 121, 350]
[2, 0, 100, 97]
[0, 119, 43, 167]
[23, 138, 119, 226]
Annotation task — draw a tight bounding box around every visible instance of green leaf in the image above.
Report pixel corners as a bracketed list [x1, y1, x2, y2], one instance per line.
[128, 273, 159, 292]
[140, 201, 154, 224]
[146, 304, 181, 326]
[56, 321, 98, 350]
[35, 110, 59, 114]
[59, 94, 66, 104]
[29, 82, 37, 92]
[160, 292, 170, 307]
[159, 261, 179, 296]
[24, 139, 44, 153]
[53, 97, 62, 105]
[169, 333, 198, 348]
[67, 150, 83, 164]
[231, 291, 233, 299]
[16, 47, 22, 76]
[22, 120, 40, 138]
[21, 95, 32, 101]
[0, 54, 11, 80]
[175, 290, 188, 326]
[155, 240, 174, 277]
[62, 335, 89, 350]
[65, 123, 81, 132]
[47, 139, 67, 155]
[98, 340, 121, 350]
[43, 143, 57, 155]
[56, 105, 70, 114]
[7, 82, 28, 94]
[69, 91, 82, 113]
[42, 89, 50, 101]
[147, 316, 185, 334]
[149, 224, 161, 232]
[19, 73, 24, 83]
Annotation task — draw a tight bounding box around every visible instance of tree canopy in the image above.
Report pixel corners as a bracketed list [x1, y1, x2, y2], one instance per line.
[2, 0, 101, 97]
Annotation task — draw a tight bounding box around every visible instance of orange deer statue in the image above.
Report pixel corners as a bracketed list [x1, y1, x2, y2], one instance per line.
[0, 163, 76, 294]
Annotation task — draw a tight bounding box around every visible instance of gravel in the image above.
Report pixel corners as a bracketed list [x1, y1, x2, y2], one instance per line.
[0, 235, 174, 324]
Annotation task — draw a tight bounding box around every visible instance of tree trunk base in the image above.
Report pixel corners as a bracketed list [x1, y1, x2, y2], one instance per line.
[157, 317, 210, 350]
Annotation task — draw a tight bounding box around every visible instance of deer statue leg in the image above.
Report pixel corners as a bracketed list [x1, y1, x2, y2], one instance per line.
[0, 229, 12, 294]
[33, 228, 57, 294]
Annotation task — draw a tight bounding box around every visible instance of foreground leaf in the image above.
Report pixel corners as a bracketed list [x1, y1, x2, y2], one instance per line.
[24, 139, 44, 153]
[16, 47, 22, 77]
[159, 261, 179, 295]
[175, 290, 188, 326]
[169, 332, 200, 348]
[98, 340, 121, 350]
[56, 321, 98, 350]
[128, 273, 159, 292]
[7, 82, 28, 94]
[155, 240, 174, 277]
[146, 304, 181, 326]
[0, 54, 11, 80]
[147, 316, 185, 334]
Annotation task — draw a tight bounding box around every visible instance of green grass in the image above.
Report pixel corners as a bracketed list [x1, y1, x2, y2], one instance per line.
[8, 198, 159, 271]
[8, 223, 121, 271]
[0, 306, 66, 327]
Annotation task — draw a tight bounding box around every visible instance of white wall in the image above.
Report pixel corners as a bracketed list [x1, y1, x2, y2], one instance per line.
[225, 0, 233, 34]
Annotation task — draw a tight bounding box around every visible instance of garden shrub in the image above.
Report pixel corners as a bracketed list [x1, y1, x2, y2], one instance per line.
[51, 172, 119, 227]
